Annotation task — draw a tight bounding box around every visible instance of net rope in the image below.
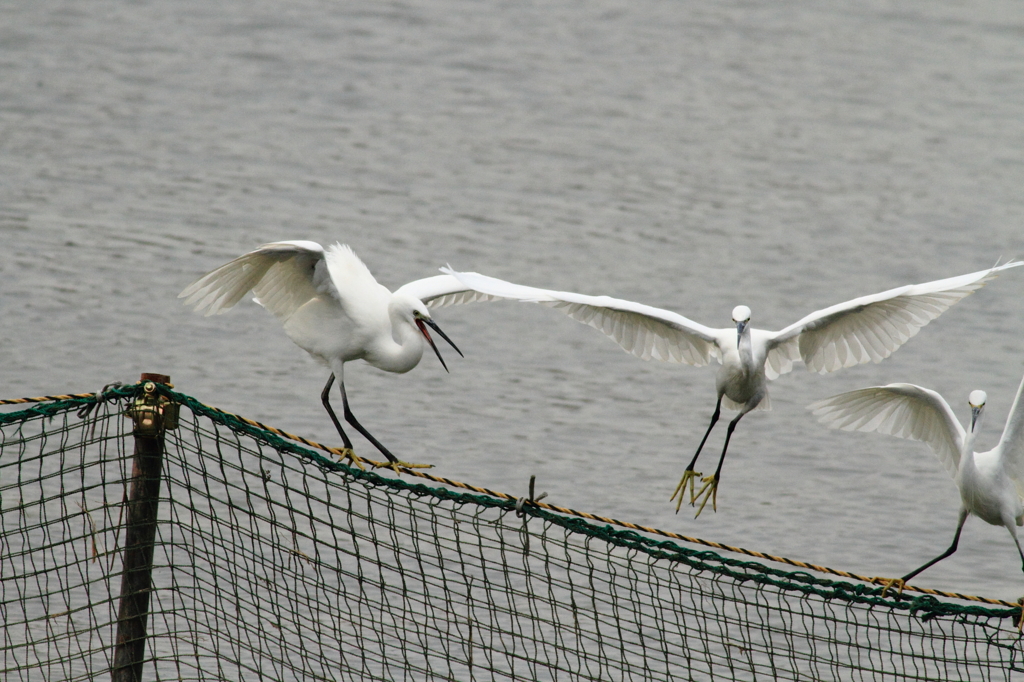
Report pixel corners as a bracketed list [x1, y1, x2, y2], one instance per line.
[2, 382, 1023, 681]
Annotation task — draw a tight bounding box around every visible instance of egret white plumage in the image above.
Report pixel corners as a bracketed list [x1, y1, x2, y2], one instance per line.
[442, 261, 1022, 516]
[180, 241, 494, 469]
[808, 375, 1024, 595]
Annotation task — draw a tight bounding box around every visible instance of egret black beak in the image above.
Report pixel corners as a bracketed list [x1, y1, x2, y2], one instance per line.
[971, 405, 982, 431]
[416, 318, 463, 372]
[736, 320, 748, 345]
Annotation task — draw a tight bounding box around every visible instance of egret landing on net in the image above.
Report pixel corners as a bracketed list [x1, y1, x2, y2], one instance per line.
[809, 374, 1024, 597]
[180, 241, 494, 471]
[442, 261, 1022, 516]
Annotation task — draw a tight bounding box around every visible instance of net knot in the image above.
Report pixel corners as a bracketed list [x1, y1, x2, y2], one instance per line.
[77, 382, 125, 419]
[515, 474, 548, 518]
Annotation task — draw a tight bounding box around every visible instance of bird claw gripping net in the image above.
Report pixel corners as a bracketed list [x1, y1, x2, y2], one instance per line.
[2, 382, 1023, 681]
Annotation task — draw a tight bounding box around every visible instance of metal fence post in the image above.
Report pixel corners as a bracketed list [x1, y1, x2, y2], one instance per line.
[111, 373, 177, 682]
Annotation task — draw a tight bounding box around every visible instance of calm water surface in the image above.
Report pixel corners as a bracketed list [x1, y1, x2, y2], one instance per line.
[3, 0, 1024, 600]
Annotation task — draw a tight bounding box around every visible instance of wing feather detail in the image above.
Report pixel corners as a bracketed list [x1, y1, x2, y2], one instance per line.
[443, 268, 722, 366]
[394, 274, 505, 308]
[179, 241, 328, 319]
[996, 373, 1024, 494]
[808, 384, 965, 479]
[769, 262, 1022, 375]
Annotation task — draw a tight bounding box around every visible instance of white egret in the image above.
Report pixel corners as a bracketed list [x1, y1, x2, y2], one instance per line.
[180, 241, 495, 469]
[441, 262, 1022, 516]
[808, 375, 1024, 595]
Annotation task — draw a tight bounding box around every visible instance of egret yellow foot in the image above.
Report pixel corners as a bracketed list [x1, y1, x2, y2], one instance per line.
[692, 474, 719, 518]
[335, 448, 366, 471]
[374, 460, 434, 475]
[1017, 597, 1024, 632]
[670, 469, 702, 513]
[876, 577, 906, 598]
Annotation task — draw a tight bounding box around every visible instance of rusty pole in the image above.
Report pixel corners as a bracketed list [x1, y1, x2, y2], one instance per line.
[111, 373, 177, 682]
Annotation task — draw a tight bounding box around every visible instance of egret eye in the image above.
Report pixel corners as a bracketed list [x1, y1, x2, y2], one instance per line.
[731, 305, 751, 324]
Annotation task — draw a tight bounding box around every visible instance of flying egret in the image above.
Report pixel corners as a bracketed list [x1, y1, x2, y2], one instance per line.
[179, 241, 496, 470]
[441, 261, 1022, 516]
[808, 375, 1024, 596]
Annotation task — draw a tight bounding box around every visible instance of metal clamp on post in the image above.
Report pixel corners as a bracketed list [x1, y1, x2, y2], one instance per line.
[126, 374, 179, 435]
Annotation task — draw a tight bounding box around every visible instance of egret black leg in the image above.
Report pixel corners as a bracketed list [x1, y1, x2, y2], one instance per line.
[1012, 531, 1024, 629]
[339, 380, 399, 463]
[687, 397, 723, 471]
[901, 510, 969, 584]
[321, 375, 353, 450]
[711, 411, 746, 480]
[690, 410, 747, 517]
[671, 397, 723, 511]
[1012, 533, 1024, 573]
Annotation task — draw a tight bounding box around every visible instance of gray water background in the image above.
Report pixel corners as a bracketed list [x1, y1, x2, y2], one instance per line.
[3, 0, 1024, 602]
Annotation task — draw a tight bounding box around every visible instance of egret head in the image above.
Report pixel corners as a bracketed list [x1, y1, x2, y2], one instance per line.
[732, 305, 751, 339]
[968, 389, 987, 431]
[408, 301, 463, 372]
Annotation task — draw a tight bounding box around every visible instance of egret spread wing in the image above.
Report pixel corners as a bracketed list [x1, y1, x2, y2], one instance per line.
[442, 268, 722, 365]
[757, 330, 802, 380]
[394, 275, 505, 309]
[317, 242, 406, 329]
[179, 240, 331, 319]
[808, 383, 965, 479]
[996, 373, 1024, 490]
[767, 261, 1022, 375]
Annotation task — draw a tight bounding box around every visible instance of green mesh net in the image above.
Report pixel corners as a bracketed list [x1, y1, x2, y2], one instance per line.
[1, 382, 1022, 681]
